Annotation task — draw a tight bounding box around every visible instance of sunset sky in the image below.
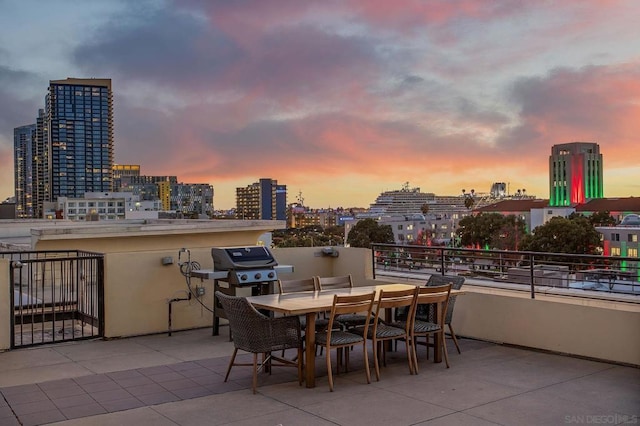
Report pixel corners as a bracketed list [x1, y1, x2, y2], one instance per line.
[1, 0, 639, 209]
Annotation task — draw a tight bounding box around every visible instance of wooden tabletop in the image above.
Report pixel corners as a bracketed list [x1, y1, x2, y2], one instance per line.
[247, 283, 464, 315]
[246, 283, 418, 315]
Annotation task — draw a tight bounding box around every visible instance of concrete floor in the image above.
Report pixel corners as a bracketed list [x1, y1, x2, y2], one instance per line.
[0, 328, 638, 426]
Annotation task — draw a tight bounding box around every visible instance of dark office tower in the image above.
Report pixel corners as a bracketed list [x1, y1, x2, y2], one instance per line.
[34, 109, 49, 218]
[549, 142, 603, 207]
[236, 178, 287, 220]
[14, 124, 37, 218]
[46, 78, 114, 200]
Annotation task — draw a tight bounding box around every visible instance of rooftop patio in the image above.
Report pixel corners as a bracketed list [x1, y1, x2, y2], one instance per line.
[1, 221, 638, 424]
[1, 327, 638, 426]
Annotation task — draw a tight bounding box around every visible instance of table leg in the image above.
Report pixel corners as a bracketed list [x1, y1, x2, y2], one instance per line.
[305, 313, 316, 388]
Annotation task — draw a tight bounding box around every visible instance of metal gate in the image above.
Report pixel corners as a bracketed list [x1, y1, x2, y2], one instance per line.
[5, 250, 104, 348]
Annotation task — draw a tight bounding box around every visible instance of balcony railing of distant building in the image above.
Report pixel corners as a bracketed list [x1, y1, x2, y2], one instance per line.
[1, 250, 105, 348]
[371, 244, 640, 300]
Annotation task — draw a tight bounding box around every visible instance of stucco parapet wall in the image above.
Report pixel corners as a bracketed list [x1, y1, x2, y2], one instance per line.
[374, 275, 640, 312]
[460, 280, 640, 313]
[30, 219, 286, 241]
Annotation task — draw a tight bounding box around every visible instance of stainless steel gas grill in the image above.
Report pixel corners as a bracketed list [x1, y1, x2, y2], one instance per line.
[211, 246, 279, 286]
[197, 246, 292, 335]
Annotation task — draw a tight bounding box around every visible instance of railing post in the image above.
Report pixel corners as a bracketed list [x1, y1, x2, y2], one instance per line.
[371, 245, 377, 280]
[9, 261, 23, 349]
[440, 248, 446, 275]
[529, 253, 535, 299]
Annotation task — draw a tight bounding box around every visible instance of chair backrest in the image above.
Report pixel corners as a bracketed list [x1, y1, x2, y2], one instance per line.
[277, 278, 317, 294]
[415, 284, 451, 327]
[215, 291, 271, 353]
[426, 275, 464, 324]
[372, 287, 419, 334]
[326, 291, 376, 336]
[427, 274, 464, 290]
[315, 274, 354, 290]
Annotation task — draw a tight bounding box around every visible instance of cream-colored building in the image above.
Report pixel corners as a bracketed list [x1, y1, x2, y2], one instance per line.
[49, 192, 162, 221]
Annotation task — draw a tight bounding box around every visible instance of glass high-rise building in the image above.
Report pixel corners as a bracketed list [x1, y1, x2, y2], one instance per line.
[46, 78, 114, 200]
[13, 123, 37, 218]
[549, 142, 603, 206]
[34, 109, 49, 218]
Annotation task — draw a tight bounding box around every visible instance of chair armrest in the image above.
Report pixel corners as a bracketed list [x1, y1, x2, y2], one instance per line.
[269, 316, 302, 348]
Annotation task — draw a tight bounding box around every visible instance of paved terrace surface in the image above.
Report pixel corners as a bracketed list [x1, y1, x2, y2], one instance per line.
[0, 328, 638, 426]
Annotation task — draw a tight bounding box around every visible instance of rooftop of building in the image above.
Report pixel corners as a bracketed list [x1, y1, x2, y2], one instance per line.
[575, 197, 640, 212]
[0, 221, 638, 424]
[474, 198, 550, 212]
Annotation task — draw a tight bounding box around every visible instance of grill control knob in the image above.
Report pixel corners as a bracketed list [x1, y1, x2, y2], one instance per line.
[240, 273, 248, 281]
[268, 272, 275, 279]
[254, 272, 262, 280]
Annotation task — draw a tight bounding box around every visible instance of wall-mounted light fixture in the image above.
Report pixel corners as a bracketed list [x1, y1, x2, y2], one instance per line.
[161, 256, 174, 266]
[321, 247, 339, 258]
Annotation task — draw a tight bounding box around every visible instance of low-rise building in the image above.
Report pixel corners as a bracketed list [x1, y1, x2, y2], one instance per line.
[49, 192, 162, 221]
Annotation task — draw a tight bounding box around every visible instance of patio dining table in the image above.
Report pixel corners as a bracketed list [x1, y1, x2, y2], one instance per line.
[247, 283, 461, 388]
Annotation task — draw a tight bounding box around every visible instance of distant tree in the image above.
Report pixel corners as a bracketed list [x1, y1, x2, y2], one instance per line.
[420, 203, 430, 214]
[272, 226, 344, 248]
[587, 211, 617, 227]
[490, 215, 527, 251]
[323, 225, 345, 246]
[456, 213, 509, 248]
[347, 218, 394, 248]
[519, 215, 601, 254]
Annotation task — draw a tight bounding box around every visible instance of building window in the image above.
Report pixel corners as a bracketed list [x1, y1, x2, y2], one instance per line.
[628, 248, 638, 258]
[397, 225, 403, 230]
[611, 247, 621, 256]
[629, 234, 638, 243]
[612, 233, 620, 241]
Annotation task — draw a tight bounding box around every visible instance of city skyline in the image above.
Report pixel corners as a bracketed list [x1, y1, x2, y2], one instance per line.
[1, 1, 639, 210]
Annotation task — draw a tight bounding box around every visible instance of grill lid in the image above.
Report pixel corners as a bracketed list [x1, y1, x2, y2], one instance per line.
[212, 246, 278, 270]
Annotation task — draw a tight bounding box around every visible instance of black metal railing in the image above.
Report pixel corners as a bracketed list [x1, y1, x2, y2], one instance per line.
[371, 244, 640, 299]
[2, 250, 104, 348]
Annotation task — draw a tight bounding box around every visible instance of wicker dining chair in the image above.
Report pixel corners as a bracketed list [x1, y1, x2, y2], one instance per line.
[409, 283, 452, 371]
[314, 291, 376, 392]
[425, 275, 465, 354]
[352, 287, 419, 381]
[215, 291, 303, 394]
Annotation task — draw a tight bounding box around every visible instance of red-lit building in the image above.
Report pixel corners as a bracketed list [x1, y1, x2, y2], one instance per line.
[549, 142, 603, 206]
